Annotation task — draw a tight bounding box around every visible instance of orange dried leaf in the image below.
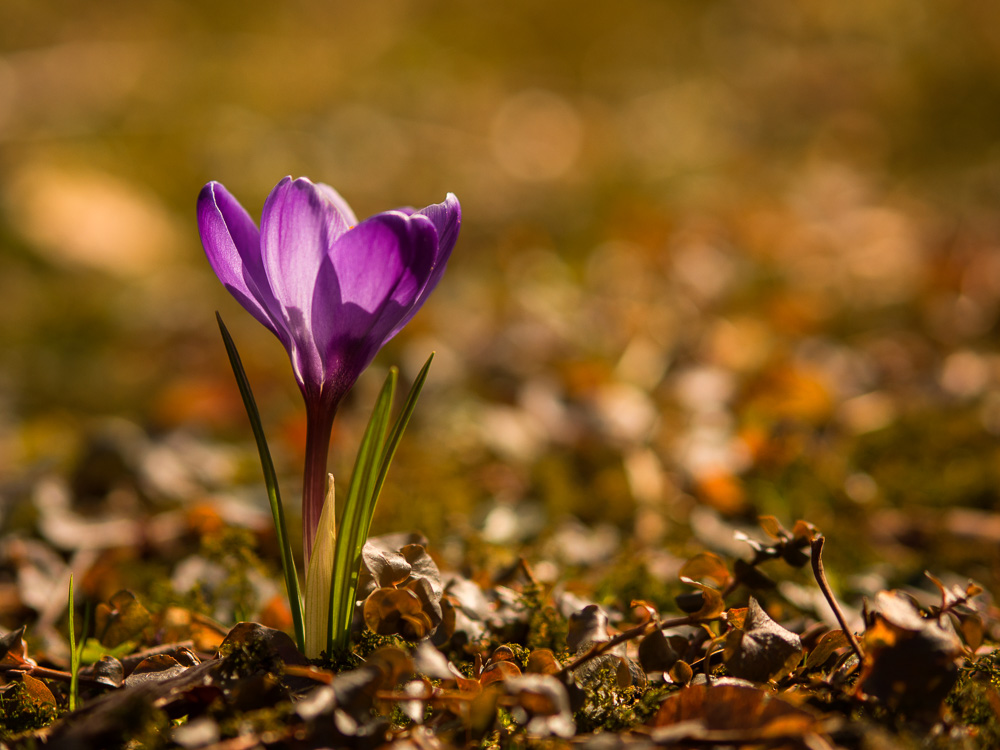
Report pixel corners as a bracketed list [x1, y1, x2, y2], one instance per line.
[679, 552, 731, 589]
[651, 684, 824, 742]
[805, 630, 850, 670]
[366, 646, 415, 685]
[960, 614, 985, 652]
[489, 645, 517, 663]
[631, 600, 659, 625]
[526, 649, 562, 675]
[727, 607, 748, 630]
[20, 673, 57, 707]
[758, 515, 787, 541]
[284, 664, 336, 684]
[790, 520, 817, 542]
[668, 659, 693, 686]
[480, 659, 521, 686]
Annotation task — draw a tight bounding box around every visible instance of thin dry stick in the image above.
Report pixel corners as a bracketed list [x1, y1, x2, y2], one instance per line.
[556, 614, 720, 678]
[810, 535, 864, 663]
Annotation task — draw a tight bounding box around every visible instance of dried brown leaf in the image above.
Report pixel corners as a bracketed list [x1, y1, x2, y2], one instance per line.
[123, 655, 188, 688]
[84, 655, 125, 688]
[790, 520, 817, 542]
[364, 588, 422, 636]
[95, 590, 151, 648]
[856, 590, 963, 716]
[222, 622, 308, 666]
[638, 628, 680, 673]
[651, 684, 825, 744]
[723, 598, 802, 682]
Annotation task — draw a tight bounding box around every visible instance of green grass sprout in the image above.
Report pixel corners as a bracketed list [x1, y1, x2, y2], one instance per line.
[68, 574, 79, 712]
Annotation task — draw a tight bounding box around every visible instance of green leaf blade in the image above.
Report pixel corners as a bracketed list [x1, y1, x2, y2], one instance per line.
[217, 313, 305, 653]
[328, 369, 397, 652]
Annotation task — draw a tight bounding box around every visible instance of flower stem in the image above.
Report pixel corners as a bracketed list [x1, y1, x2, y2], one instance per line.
[303, 402, 336, 565]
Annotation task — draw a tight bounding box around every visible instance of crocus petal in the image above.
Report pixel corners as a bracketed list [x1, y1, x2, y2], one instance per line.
[385, 193, 461, 340]
[260, 177, 354, 387]
[415, 192, 461, 264]
[315, 182, 357, 227]
[330, 212, 437, 314]
[197, 182, 286, 341]
[260, 177, 353, 313]
[310, 211, 439, 393]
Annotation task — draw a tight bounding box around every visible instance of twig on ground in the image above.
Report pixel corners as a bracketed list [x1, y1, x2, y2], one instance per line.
[810, 536, 864, 663]
[556, 614, 721, 679]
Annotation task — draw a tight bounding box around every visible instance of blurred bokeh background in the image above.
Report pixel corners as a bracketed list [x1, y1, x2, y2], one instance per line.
[2, 1, 1000, 603]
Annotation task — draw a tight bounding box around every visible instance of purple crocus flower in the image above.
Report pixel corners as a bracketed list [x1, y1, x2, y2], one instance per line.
[198, 176, 460, 562]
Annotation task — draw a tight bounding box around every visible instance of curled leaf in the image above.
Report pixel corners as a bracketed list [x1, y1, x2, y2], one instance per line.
[677, 578, 726, 619]
[669, 659, 694, 686]
[480, 659, 521, 686]
[489, 645, 517, 663]
[0, 626, 32, 667]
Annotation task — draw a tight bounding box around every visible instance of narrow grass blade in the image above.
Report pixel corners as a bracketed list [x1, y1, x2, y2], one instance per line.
[217, 312, 305, 653]
[68, 574, 79, 712]
[304, 475, 336, 658]
[328, 369, 396, 651]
